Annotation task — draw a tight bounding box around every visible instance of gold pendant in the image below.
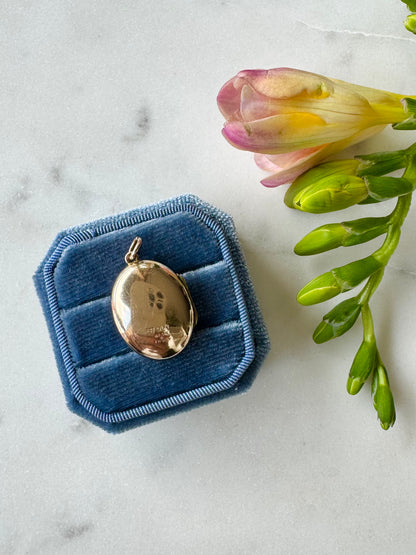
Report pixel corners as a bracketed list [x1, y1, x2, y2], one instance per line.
[111, 237, 197, 360]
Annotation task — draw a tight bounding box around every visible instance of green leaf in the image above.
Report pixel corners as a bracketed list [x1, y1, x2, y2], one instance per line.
[358, 196, 381, 205]
[313, 297, 361, 343]
[364, 175, 415, 201]
[332, 256, 383, 290]
[393, 117, 416, 130]
[341, 216, 389, 246]
[401, 0, 416, 13]
[356, 150, 406, 177]
[403, 97, 416, 115]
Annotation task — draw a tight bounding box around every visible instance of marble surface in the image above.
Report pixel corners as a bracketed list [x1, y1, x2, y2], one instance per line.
[2, 1, 416, 553]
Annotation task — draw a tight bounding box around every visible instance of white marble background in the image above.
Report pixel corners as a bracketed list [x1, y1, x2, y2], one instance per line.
[2, 1, 416, 553]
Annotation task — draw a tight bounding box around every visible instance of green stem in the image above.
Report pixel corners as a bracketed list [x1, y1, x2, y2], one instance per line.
[374, 155, 415, 264]
[357, 268, 385, 305]
[357, 156, 415, 307]
[361, 304, 375, 343]
[375, 193, 412, 263]
[406, 142, 416, 158]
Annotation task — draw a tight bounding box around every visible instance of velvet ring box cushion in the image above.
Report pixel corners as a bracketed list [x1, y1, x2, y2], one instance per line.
[34, 194, 270, 432]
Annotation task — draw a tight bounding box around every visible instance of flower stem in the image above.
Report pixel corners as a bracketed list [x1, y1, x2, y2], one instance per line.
[358, 156, 415, 307]
[361, 304, 375, 343]
[375, 193, 412, 263]
[357, 268, 384, 305]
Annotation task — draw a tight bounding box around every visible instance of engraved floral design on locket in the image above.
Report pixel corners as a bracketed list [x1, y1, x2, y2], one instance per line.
[111, 237, 197, 360]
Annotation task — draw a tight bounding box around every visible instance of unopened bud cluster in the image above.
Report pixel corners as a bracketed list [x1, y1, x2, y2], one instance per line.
[292, 141, 416, 430]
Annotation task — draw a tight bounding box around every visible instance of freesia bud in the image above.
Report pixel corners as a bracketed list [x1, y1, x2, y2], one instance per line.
[294, 216, 389, 256]
[285, 158, 415, 211]
[297, 255, 383, 305]
[292, 175, 367, 213]
[372, 361, 396, 430]
[405, 14, 416, 34]
[347, 339, 377, 395]
[217, 68, 416, 186]
[294, 223, 349, 255]
[297, 272, 341, 305]
[284, 160, 368, 213]
[313, 297, 361, 343]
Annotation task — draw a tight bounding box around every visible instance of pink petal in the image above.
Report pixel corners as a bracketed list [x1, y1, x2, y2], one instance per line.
[260, 146, 330, 187]
[258, 124, 386, 187]
[216, 71, 268, 119]
[221, 112, 349, 155]
[243, 68, 333, 100]
[254, 146, 324, 172]
[217, 78, 242, 119]
[239, 84, 278, 121]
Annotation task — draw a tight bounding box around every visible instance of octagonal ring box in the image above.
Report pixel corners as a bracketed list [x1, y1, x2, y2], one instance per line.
[34, 194, 270, 433]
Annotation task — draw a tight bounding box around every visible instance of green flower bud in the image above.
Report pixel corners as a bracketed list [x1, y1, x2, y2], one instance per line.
[291, 174, 367, 213]
[372, 360, 396, 430]
[294, 223, 349, 255]
[404, 14, 416, 34]
[297, 272, 341, 305]
[346, 339, 377, 395]
[284, 160, 362, 212]
[313, 297, 361, 343]
[297, 255, 383, 305]
[294, 216, 388, 256]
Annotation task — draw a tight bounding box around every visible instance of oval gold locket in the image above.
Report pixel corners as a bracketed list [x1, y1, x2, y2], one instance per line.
[111, 237, 197, 360]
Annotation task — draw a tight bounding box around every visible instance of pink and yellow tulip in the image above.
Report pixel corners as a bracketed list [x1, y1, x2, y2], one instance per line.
[217, 68, 414, 187]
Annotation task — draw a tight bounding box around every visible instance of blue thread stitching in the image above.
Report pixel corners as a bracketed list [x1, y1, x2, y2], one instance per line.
[42, 197, 255, 424]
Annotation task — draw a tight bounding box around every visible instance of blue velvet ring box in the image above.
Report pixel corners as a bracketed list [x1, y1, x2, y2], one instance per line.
[34, 194, 270, 432]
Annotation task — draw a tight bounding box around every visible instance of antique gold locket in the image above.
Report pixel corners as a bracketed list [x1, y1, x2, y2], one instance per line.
[111, 237, 197, 360]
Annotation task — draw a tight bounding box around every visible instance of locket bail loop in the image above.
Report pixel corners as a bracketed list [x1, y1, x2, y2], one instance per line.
[125, 236, 142, 265]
